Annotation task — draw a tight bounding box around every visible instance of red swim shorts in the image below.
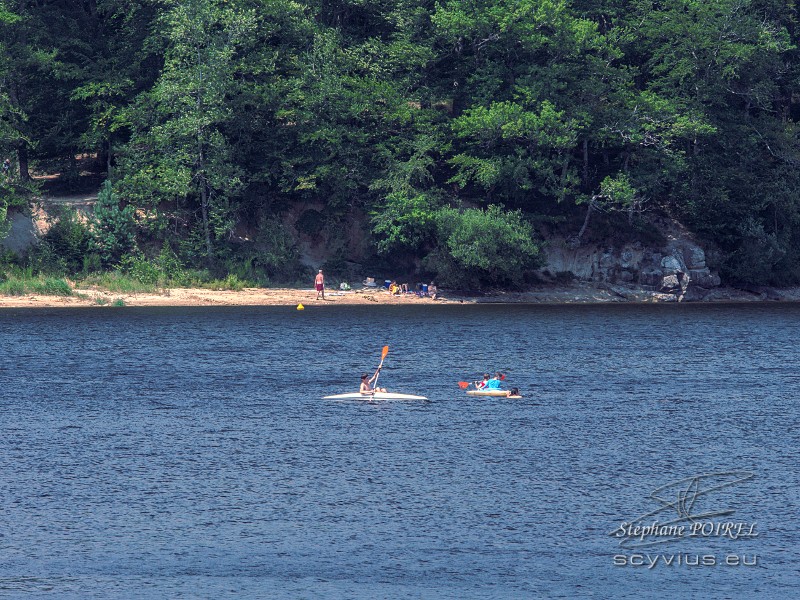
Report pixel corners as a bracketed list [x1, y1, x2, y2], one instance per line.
[315, 283, 324, 291]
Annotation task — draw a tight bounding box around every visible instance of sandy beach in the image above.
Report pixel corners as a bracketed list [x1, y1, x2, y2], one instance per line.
[0, 286, 452, 308]
[1, 281, 798, 308]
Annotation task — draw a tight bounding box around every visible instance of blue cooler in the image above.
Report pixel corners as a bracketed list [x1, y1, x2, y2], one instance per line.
[422, 284, 429, 294]
[384, 280, 392, 288]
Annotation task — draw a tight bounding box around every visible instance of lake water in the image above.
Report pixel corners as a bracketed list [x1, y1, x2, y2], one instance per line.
[0, 304, 798, 598]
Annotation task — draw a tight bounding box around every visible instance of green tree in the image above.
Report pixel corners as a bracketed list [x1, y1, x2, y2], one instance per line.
[90, 180, 136, 264]
[429, 0, 640, 212]
[0, 0, 108, 179]
[623, 0, 800, 282]
[117, 0, 256, 261]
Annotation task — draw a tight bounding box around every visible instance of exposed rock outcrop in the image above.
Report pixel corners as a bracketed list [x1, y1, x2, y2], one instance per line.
[1, 208, 39, 253]
[540, 234, 721, 301]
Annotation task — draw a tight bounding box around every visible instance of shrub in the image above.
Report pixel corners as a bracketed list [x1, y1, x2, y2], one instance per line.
[117, 253, 158, 284]
[0, 278, 26, 296]
[223, 218, 305, 283]
[719, 221, 785, 286]
[83, 253, 103, 274]
[198, 273, 251, 291]
[114, 242, 188, 287]
[424, 205, 543, 289]
[371, 192, 440, 255]
[35, 207, 93, 274]
[35, 278, 73, 296]
[79, 271, 158, 293]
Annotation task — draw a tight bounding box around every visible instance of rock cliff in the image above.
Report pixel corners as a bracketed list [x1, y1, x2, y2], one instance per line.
[539, 233, 721, 301]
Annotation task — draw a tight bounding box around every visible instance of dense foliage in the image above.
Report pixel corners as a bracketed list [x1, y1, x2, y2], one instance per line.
[0, 0, 799, 287]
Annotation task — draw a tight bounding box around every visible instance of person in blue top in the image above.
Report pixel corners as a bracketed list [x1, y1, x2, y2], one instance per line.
[483, 373, 504, 390]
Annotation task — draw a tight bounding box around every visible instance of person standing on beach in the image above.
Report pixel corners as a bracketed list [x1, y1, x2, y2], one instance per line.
[315, 269, 325, 300]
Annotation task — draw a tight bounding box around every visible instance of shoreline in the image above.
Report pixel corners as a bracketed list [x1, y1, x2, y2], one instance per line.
[1, 282, 800, 308]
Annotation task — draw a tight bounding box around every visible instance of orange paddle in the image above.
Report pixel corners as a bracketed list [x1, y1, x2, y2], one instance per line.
[372, 346, 389, 394]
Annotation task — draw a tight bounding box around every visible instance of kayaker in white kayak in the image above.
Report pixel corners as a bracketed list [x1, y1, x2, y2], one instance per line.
[360, 369, 387, 394]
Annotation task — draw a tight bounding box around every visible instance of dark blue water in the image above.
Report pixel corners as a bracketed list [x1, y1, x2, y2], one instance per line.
[0, 304, 798, 598]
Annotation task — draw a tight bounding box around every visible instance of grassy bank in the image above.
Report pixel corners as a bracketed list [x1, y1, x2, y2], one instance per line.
[0, 274, 73, 296]
[0, 275, 273, 298]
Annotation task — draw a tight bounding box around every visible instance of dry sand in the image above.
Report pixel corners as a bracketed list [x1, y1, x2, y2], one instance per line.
[0, 286, 453, 308]
[1, 282, 798, 308]
[0, 283, 626, 308]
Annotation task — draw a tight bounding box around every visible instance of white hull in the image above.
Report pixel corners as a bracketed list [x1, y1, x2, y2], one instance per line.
[467, 389, 511, 397]
[323, 392, 428, 400]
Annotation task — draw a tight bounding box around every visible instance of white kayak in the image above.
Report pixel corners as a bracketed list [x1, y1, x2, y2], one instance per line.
[467, 389, 513, 397]
[323, 392, 428, 400]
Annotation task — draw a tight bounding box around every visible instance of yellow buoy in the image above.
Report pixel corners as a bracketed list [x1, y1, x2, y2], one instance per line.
[296, 303, 304, 310]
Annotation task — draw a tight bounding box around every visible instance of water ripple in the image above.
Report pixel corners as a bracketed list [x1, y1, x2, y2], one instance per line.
[0, 304, 797, 597]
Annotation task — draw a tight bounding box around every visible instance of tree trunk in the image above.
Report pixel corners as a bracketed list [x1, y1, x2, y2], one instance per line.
[559, 155, 570, 203]
[106, 137, 113, 175]
[582, 138, 589, 185]
[17, 142, 29, 180]
[197, 131, 213, 261]
[200, 183, 213, 260]
[8, 82, 30, 180]
[576, 198, 596, 242]
[577, 202, 593, 240]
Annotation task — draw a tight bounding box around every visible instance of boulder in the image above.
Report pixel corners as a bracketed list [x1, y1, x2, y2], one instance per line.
[660, 274, 681, 292]
[652, 292, 679, 302]
[682, 286, 711, 302]
[619, 246, 643, 270]
[541, 239, 599, 280]
[739, 285, 782, 301]
[661, 253, 686, 274]
[689, 268, 720, 288]
[599, 251, 616, 267]
[639, 267, 663, 287]
[667, 239, 707, 269]
[684, 245, 707, 269]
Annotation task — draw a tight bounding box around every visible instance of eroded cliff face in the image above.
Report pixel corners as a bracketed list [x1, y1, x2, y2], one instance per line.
[540, 236, 721, 301]
[1, 208, 40, 253]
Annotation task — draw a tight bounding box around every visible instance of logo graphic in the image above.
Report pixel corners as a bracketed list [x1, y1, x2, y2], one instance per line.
[609, 471, 758, 549]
